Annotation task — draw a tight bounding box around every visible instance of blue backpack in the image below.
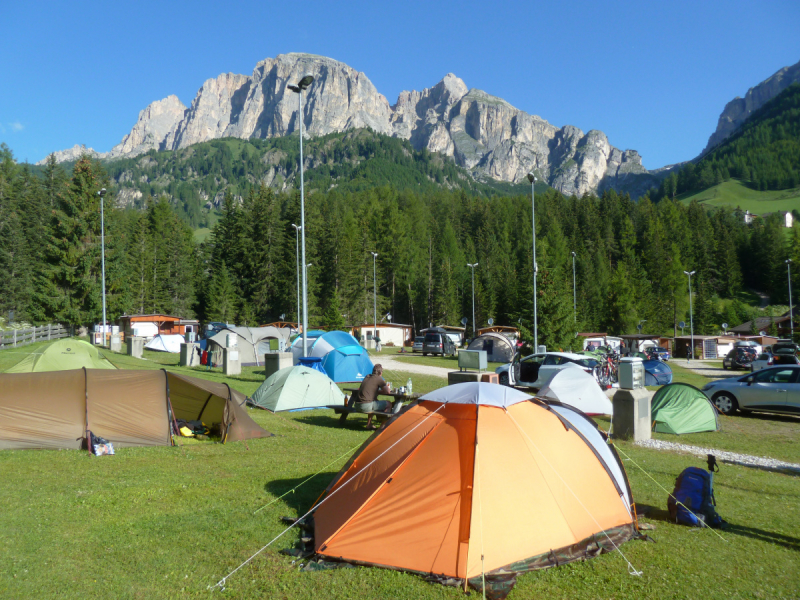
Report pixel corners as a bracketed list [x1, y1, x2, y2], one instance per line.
[668, 465, 724, 528]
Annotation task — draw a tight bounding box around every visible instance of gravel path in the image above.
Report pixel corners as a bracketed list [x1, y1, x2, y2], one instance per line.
[370, 354, 453, 379]
[678, 360, 741, 379]
[636, 438, 800, 474]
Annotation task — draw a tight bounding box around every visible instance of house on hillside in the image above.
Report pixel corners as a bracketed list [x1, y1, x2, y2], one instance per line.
[728, 314, 792, 338]
[785, 212, 794, 228]
[744, 210, 759, 224]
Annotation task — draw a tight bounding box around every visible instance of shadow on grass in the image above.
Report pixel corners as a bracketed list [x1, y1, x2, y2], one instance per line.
[736, 411, 800, 424]
[264, 473, 339, 515]
[725, 523, 800, 551]
[635, 504, 672, 522]
[295, 414, 373, 432]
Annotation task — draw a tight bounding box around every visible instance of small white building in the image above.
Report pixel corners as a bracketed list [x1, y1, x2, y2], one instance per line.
[352, 323, 413, 347]
[744, 210, 758, 225]
[785, 212, 794, 228]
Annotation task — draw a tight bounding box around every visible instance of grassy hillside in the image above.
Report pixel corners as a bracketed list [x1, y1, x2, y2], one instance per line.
[679, 178, 800, 213]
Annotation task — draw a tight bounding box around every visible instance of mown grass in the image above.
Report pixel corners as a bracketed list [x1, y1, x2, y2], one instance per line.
[1, 338, 798, 599]
[679, 178, 800, 213]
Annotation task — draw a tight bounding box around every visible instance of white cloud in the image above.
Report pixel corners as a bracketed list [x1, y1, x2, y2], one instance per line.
[10, 122, 24, 132]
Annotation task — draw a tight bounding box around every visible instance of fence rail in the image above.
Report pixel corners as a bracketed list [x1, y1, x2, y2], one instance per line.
[0, 324, 71, 350]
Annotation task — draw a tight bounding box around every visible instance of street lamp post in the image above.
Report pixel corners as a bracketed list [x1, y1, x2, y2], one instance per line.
[684, 270, 696, 362]
[291, 224, 301, 335]
[288, 73, 314, 356]
[527, 172, 538, 351]
[571, 251, 577, 323]
[98, 188, 107, 345]
[370, 252, 378, 344]
[787, 259, 794, 341]
[467, 263, 478, 338]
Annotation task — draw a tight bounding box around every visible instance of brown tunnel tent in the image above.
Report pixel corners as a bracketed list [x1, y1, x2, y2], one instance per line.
[0, 369, 272, 451]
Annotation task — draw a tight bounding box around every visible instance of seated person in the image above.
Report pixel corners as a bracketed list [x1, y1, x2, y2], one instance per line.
[353, 364, 392, 429]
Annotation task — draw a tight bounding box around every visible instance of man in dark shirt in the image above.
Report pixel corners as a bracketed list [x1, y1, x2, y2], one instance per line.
[354, 364, 391, 429]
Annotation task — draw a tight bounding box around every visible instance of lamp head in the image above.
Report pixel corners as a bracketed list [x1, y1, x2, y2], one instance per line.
[287, 84, 300, 93]
[571, 251, 576, 257]
[98, 188, 106, 197]
[298, 73, 314, 89]
[787, 259, 793, 264]
[526, 172, 536, 183]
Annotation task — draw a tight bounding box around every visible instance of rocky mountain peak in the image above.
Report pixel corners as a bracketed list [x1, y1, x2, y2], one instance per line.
[41, 54, 652, 196]
[703, 58, 800, 154]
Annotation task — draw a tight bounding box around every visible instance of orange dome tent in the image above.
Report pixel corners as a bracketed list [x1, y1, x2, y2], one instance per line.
[309, 382, 639, 597]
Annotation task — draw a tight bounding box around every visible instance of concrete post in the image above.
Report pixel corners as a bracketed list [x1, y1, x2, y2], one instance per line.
[612, 388, 653, 442]
[127, 336, 144, 359]
[109, 334, 122, 353]
[180, 342, 200, 367]
[263, 352, 293, 379]
[223, 347, 241, 376]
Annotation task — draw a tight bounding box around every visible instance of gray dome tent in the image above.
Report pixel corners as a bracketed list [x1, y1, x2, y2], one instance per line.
[207, 326, 290, 366]
[467, 332, 515, 363]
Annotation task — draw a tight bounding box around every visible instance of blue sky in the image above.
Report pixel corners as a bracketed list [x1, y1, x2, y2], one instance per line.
[2, 0, 798, 168]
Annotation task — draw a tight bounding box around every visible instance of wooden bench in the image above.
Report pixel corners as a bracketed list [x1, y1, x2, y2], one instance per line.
[327, 404, 395, 426]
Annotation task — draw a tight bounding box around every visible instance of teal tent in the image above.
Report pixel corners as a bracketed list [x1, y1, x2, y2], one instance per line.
[651, 383, 720, 434]
[248, 366, 345, 412]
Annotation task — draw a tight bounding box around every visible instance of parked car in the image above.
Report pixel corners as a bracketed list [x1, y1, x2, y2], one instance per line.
[646, 347, 670, 361]
[496, 351, 599, 388]
[422, 331, 456, 356]
[734, 340, 762, 355]
[412, 336, 424, 352]
[751, 342, 800, 371]
[722, 348, 756, 370]
[702, 365, 800, 415]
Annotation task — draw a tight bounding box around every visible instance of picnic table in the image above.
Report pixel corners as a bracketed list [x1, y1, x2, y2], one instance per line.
[329, 388, 422, 427]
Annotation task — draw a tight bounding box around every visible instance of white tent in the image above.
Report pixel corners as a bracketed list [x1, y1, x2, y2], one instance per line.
[144, 334, 184, 353]
[536, 364, 613, 416]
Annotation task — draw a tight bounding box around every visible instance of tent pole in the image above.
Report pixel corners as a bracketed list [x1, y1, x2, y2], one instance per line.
[83, 367, 90, 453]
[162, 370, 181, 448]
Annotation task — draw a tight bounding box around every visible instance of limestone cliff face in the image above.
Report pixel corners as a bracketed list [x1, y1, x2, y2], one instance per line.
[108, 95, 186, 158]
[43, 53, 648, 195]
[704, 59, 800, 154]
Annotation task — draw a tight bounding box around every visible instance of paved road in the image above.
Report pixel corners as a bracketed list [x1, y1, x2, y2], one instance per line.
[679, 359, 743, 380]
[368, 353, 453, 379]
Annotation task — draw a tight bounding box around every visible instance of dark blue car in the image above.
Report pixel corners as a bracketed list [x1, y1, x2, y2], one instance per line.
[647, 346, 670, 361]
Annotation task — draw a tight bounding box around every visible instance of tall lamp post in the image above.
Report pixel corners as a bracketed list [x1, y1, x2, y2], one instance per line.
[684, 270, 696, 362]
[787, 259, 794, 341]
[527, 172, 538, 351]
[467, 262, 479, 338]
[370, 252, 378, 344]
[98, 188, 107, 345]
[288, 73, 314, 356]
[291, 224, 301, 335]
[571, 251, 577, 323]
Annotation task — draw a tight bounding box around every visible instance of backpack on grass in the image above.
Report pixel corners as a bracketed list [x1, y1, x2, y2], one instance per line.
[667, 457, 725, 528]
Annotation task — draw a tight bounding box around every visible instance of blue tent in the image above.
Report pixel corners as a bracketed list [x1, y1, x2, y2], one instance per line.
[644, 360, 673, 386]
[308, 331, 374, 382]
[298, 356, 327, 374]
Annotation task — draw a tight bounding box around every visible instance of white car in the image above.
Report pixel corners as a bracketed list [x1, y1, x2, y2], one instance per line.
[496, 351, 599, 388]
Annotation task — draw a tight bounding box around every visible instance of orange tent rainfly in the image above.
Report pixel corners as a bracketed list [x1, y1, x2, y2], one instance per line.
[0, 369, 272, 451]
[307, 382, 639, 598]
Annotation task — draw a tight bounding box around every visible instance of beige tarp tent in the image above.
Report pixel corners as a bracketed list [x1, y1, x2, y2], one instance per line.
[0, 369, 272, 451]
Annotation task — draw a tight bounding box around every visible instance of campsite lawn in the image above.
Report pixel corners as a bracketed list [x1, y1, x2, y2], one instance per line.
[391, 352, 507, 371]
[1, 339, 799, 599]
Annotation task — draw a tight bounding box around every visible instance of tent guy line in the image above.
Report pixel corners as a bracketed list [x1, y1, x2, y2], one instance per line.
[612, 443, 728, 542]
[253, 440, 364, 515]
[208, 402, 448, 592]
[505, 409, 643, 577]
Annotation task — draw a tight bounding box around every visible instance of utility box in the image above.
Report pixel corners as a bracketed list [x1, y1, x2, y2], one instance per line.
[127, 336, 144, 359]
[185, 331, 196, 343]
[226, 333, 238, 349]
[264, 352, 293, 379]
[612, 388, 653, 441]
[180, 342, 200, 367]
[537, 345, 547, 354]
[458, 349, 487, 372]
[223, 347, 241, 376]
[109, 334, 122, 353]
[364, 339, 376, 350]
[619, 357, 645, 389]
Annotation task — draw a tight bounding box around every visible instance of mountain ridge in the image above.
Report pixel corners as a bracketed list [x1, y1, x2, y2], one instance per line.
[40, 53, 656, 197]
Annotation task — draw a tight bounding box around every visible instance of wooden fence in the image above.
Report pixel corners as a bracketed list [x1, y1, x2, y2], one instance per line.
[0, 324, 71, 350]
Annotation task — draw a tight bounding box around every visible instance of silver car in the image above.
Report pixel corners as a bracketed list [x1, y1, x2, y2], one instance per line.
[412, 336, 424, 353]
[702, 366, 800, 416]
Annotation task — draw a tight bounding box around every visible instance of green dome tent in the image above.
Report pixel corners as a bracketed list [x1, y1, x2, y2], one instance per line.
[651, 383, 720, 434]
[248, 366, 345, 412]
[7, 339, 117, 373]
